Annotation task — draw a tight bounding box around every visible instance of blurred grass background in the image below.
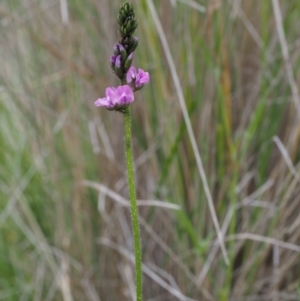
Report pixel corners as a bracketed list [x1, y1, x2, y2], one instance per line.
[1, 0, 300, 300]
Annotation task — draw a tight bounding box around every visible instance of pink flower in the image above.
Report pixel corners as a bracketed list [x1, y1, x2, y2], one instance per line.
[94, 85, 134, 109]
[126, 66, 150, 90]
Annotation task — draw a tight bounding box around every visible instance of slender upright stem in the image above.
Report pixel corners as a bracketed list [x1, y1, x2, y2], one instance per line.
[124, 106, 143, 301]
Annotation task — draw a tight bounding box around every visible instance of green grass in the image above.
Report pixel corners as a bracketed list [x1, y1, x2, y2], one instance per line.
[1, 0, 300, 300]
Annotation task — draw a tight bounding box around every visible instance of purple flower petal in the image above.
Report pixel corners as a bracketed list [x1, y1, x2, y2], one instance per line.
[118, 44, 125, 53]
[94, 87, 117, 108]
[115, 55, 121, 68]
[115, 85, 134, 105]
[94, 97, 111, 108]
[136, 68, 150, 87]
[113, 44, 118, 53]
[106, 87, 116, 98]
[126, 66, 137, 83]
[110, 55, 116, 65]
[133, 36, 138, 44]
[127, 53, 133, 61]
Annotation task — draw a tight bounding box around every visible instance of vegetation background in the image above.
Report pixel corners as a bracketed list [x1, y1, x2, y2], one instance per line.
[1, 0, 300, 300]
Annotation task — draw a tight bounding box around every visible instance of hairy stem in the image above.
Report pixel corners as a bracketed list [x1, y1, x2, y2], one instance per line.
[124, 106, 143, 301]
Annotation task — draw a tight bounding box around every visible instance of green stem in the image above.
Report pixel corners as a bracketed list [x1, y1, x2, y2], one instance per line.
[124, 106, 143, 301]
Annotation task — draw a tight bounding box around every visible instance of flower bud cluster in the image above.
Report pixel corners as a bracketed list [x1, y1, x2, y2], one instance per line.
[118, 2, 138, 39]
[110, 38, 138, 80]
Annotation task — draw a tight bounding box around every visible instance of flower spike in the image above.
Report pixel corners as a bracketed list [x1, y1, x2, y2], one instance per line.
[95, 2, 150, 112]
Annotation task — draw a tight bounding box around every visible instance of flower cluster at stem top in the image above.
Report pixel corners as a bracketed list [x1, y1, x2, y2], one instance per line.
[94, 1, 150, 113]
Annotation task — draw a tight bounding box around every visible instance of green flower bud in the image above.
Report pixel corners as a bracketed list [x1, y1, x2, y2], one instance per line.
[126, 20, 132, 33]
[119, 44, 127, 62]
[118, 2, 138, 40]
[127, 36, 138, 54]
[120, 8, 125, 17]
[124, 52, 133, 71]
